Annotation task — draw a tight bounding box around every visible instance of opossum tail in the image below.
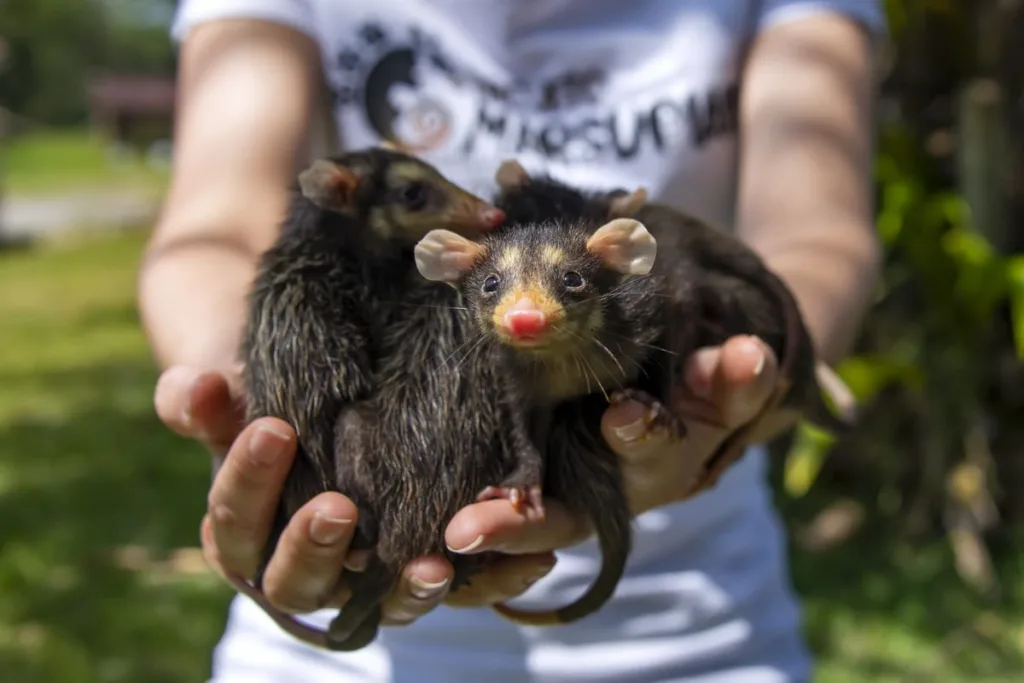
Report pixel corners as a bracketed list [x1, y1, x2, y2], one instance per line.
[491, 493, 630, 627]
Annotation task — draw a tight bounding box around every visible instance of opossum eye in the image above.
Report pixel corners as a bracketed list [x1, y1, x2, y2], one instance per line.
[482, 274, 500, 293]
[399, 182, 429, 211]
[562, 271, 584, 289]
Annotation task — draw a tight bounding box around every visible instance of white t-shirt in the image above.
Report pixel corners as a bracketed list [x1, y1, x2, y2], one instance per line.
[171, 2, 886, 682]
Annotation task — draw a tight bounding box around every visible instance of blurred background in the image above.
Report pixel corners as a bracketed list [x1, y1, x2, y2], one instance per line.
[0, 1, 1022, 681]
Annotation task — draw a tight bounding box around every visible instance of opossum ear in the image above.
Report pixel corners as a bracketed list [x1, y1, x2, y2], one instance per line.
[415, 229, 488, 282]
[495, 159, 531, 190]
[298, 159, 362, 213]
[608, 187, 648, 218]
[586, 218, 657, 276]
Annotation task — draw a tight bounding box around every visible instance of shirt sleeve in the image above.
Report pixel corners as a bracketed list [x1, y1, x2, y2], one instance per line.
[756, 0, 888, 37]
[170, 0, 317, 43]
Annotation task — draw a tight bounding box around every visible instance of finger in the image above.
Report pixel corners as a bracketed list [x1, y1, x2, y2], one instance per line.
[600, 398, 673, 464]
[206, 418, 297, 578]
[379, 556, 455, 626]
[678, 335, 778, 451]
[445, 498, 589, 556]
[155, 365, 246, 455]
[260, 492, 359, 613]
[443, 553, 557, 608]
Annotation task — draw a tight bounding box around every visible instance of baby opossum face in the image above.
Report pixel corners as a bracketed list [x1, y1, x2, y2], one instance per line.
[298, 148, 505, 243]
[414, 218, 658, 356]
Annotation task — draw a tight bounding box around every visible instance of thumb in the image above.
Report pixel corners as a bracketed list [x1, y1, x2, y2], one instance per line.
[600, 397, 674, 464]
[154, 364, 247, 455]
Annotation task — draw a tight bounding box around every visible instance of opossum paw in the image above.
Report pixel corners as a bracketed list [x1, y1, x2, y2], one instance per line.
[610, 389, 686, 440]
[477, 485, 546, 521]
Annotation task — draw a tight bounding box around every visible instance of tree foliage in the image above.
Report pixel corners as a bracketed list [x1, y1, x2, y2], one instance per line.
[779, 0, 1024, 599]
[0, 0, 176, 125]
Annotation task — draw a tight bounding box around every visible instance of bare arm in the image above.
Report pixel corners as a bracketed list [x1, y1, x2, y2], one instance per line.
[736, 12, 882, 366]
[138, 18, 320, 371]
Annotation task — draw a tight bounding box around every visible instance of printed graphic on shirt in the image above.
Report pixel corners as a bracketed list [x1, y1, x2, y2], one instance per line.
[329, 21, 738, 164]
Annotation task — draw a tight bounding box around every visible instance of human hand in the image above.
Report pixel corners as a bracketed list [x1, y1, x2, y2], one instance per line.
[601, 334, 785, 514]
[436, 334, 785, 611]
[153, 365, 464, 627]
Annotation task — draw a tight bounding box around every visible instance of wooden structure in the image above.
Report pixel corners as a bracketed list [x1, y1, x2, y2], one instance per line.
[86, 74, 176, 148]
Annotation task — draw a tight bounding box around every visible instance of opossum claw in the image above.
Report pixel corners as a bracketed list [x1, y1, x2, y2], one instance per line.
[477, 485, 546, 522]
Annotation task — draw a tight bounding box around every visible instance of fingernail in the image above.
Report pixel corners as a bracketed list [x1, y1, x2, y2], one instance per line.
[742, 336, 767, 376]
[181, 405, 194, 432]
[613, 418, 648, 443]
[309, 512, 352, 545]
[249, 424, 291, 466]
[344, 549, 371, 572]
[409, 576, 449, 600]
[447, 534, 486, 554]
[180, 373, 201, 432]
[686, 348, 719, 399]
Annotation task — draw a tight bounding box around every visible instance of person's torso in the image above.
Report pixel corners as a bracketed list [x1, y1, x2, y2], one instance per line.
[212, 4, 815, 678]
[309, 0, 760, 231]
[301, 0, 771, 627]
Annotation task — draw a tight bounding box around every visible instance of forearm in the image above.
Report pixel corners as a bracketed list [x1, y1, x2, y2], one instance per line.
[736, 12, 881, 366]
[136, 18, 321, 371]
[745, 221, 879, 367]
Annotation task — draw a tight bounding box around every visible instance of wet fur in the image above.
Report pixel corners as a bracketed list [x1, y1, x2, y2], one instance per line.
[463, 182, 642, 626]
[239, 150, 543, 650]
[458, 173, 852, 625]
[325, 272, 543, 648]
[241, 191, 400, 570]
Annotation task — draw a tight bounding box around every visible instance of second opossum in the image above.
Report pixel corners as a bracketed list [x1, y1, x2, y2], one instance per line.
[236, 147, 524, 650]
[413, 161, 857, 626]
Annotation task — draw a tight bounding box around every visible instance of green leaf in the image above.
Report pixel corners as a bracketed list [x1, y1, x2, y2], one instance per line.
[783, 422, 838, 497]
[836, 354, 924, 403]
[941, 227, 994, 268]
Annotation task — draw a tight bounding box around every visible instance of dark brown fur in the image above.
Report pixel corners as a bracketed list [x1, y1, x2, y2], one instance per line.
[237, 147, 525, 650]
[415, 167, 856, 626]
[324, 269, 544, 649]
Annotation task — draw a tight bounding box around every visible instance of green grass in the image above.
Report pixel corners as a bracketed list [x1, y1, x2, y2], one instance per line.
[3, 130, 169, 195]
[0, 230, 1021, 682]
[0, 230, 230, 683]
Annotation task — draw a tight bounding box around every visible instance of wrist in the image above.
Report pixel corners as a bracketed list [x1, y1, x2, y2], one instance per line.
[137, 238, 258, 371]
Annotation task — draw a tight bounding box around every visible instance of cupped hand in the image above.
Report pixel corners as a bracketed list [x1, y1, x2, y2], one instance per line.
[439, 334, 783, 609]
[153, 365, 458, 626]
[152, 334, 782, 631]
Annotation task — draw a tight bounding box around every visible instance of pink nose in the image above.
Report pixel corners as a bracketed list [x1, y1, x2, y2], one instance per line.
[503, 310, 547, 339]
[480, 207, 506, 228]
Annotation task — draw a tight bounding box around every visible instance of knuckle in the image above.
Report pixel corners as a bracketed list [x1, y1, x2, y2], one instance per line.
[207, 501, 260, 538]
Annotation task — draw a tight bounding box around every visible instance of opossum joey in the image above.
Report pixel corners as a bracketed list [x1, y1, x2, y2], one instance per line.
[237, 147, 505, 651]
[492, 160, 857, 495]
[413, 184, 649, 629]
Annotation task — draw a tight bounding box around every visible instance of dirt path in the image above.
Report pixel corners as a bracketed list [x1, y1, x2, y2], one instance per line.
[0, 190, 161, 241]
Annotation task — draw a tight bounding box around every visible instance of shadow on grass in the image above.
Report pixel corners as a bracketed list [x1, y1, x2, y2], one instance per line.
[770, 465, 1024, 682]
[0, 360, 233, 683]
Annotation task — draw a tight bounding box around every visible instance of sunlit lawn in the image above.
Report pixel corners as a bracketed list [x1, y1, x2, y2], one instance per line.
[3, 130, 169, 195]
[0, 229, 1022, 682]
